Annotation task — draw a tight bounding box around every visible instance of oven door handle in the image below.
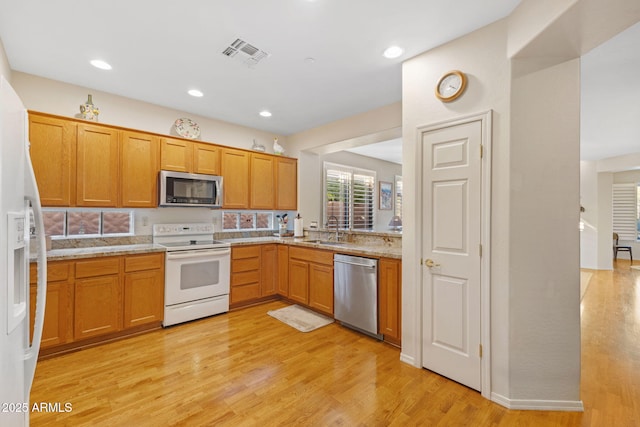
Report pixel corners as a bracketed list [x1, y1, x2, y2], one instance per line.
[166, 248, 231, 259]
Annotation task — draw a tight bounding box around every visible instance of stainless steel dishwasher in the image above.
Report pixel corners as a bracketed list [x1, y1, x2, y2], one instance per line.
[333, 254, 382, 340]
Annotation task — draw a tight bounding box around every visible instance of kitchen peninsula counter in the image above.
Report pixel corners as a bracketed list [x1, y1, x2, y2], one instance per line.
[219, 236, 402, 260]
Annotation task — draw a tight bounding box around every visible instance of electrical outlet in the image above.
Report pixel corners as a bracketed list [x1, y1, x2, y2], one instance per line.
[142, 216, 149, 227]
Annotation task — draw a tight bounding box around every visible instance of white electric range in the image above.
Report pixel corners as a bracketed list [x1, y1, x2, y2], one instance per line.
[153, 223, 230, 326]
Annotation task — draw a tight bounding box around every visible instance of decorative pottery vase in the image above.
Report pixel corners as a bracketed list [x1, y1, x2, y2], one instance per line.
[80, 94, 100, 121]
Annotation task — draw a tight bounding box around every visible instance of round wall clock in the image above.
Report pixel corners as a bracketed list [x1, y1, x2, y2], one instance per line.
[435, 70, 467, 102]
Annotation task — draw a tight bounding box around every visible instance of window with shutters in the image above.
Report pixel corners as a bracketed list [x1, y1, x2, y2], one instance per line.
[324, 162, 375, 230]
[612, 183, 638, 241]
[394, 175, 403, 219]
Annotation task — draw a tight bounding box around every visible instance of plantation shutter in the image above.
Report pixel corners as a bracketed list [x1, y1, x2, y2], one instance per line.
[612, 183, 637, 241]
[324, 162, 376, 230]
[352, 173, 375, 229]
[325, 167, 351, 229]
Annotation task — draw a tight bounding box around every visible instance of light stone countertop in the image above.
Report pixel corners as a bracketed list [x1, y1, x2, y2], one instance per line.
[219, 236, 402, 259]
[33, 244, 166, 262]
[35, 237, 401, 262]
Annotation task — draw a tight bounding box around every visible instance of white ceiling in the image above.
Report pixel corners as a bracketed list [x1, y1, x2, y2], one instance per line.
[346, 138, 403, 165]
[0, 1, 635, 164]
[580, 20, 640, 161]
[0, 0, 520, 136]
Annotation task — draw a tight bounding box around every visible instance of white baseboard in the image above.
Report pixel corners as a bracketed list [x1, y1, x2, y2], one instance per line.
[399, 352, 418, 367]
[491, 393, 584, 411]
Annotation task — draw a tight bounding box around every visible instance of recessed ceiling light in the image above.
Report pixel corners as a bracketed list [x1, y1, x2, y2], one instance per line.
[90, 59, 112, 70]
[259, 110, 272, 117]
[382, 46, 404, 59]
[188, 89, 204, 97]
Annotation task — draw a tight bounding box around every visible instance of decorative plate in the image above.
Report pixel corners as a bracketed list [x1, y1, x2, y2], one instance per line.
[174, 118, 200, 139]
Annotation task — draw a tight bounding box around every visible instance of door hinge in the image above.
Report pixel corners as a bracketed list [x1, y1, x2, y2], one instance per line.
[480, 144, 484, 159]
[479, 244, 482, 257]
[479, 344, 483, 358]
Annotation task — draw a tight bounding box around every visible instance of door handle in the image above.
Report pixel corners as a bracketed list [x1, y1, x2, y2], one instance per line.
[425, 259, 441, 268]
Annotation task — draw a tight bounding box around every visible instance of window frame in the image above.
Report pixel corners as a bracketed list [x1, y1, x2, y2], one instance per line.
[323, 162, 376, 230]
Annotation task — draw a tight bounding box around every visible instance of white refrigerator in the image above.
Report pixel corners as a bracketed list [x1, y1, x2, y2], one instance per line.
[0, 75, 47, 426]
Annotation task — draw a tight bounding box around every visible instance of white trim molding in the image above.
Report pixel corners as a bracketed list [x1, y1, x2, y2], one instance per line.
[411, 110, 493, 397]
[491, 393, 584, 412]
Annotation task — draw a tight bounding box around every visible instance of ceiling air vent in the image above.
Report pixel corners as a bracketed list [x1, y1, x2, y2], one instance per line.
[221, 38, 270, 67]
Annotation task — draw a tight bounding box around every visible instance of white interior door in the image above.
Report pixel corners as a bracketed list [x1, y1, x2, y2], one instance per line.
[421, 119, 482, 391]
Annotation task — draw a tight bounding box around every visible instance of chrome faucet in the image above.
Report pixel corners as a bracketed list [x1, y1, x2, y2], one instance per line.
[327, 215, 339, 241]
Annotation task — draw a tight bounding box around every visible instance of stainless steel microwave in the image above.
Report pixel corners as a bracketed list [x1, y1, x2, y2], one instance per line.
[159, 170, 223, 208]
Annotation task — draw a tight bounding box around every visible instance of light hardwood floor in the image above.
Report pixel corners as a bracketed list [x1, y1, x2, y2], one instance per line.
[29, 261, 639, 426]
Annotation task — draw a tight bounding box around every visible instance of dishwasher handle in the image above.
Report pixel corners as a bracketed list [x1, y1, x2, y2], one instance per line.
[334, 259, 376, 268]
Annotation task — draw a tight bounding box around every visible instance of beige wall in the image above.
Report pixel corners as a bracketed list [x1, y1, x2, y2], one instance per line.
[287, 102, 401, 155]
[580, 161, 599, 268]
[509, 57, 581, 401]
[0, 37, 12, 83]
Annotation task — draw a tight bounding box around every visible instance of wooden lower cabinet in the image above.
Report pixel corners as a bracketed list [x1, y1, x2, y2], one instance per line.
[288, 247, 334, 316]
[379, 258, 402, 345]
[231, 245, 262, 304]
[288, 259, 309, 304]
[74, 257, 122, 340]
[30, 253, 164, 356]
[124, 253, 165, 328]
[29, 261, 74, 349]
[260, 244, 277, 296]
[308, 263, 333, 315]
[277, 245, 289, 296]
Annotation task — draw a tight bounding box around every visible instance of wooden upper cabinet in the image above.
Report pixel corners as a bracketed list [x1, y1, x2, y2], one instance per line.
[160, 137, 193, 172]
[160, 138, 220, 175]
[76, 124, 119, 207]
[28, 114, 77, 206]
[193, 142, 220, 175]
[221, 148, 250, 209]
[250, 153, 276, 209]
[28, 112, 296, 210]
[276, 157, 297, 210]
[120, 131, 160, 207]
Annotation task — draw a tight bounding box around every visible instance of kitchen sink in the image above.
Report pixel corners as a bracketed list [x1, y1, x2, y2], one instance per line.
[306, 240, 348, 246]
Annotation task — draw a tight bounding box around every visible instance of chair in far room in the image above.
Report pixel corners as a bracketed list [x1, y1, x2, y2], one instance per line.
[613, 232, 633, 262]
